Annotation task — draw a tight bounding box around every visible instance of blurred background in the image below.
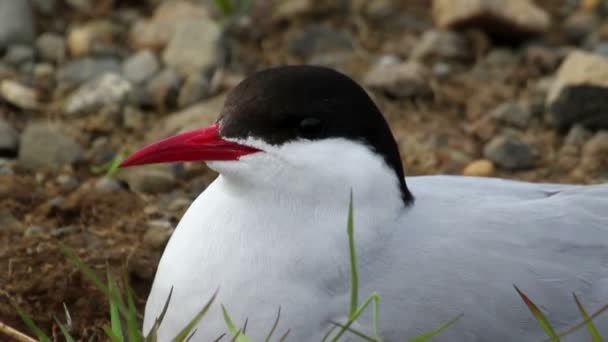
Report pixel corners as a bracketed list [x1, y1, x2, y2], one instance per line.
[1, 0, 607, 339]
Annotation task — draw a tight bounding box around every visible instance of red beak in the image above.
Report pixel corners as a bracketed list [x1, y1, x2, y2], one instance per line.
[119, 123, 260, 168]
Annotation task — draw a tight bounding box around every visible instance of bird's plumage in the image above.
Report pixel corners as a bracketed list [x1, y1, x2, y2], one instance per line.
[128, 66, 608, 341]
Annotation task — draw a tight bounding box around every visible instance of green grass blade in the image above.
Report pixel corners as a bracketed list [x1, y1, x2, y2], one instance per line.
[107, 272, 123, 340]
[146, 287, 174, 342]
[554, 303, 608, 340]
[330, 293, 379, 342]
[347, 190, 358, 318]
[124, 274, 143, 342]
[572, 293, 603, 342]
[171, 290, 218, 342]
[264, 307, 281, 342]
[514, 285, 560, 341]
[328, 321, 377, 341]
[54, 317, 76, 342]
[278, 329, 290, 342]
[12, 302, 51, 342]
[408, 314, 463, 342]
[103, 325, 123, 342]
[214, 0, 234, 17]
[221, 305, 253, 342]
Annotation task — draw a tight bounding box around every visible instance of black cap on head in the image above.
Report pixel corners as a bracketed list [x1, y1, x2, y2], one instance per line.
[219, 65, 414, 206]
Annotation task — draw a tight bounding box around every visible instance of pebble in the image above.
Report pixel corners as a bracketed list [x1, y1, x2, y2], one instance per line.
[0, 0, 36, 49]
[67, 20, 115, 57]
[432, 0, 550, 38]
[139, 67, 182, 108]
[18, 123, 83, 171]
[363, 59, 432, 98]
[130, 1, 209, 50]
[564, 124, 593, 147]
[463, 159, 495, 177]
[288, 25, 353, 66]
[483, 136, 535, 170]
[177, 72, 211, 108]
[64, 73, 132, 115]
[57, 57, 122, 85]
[120, 168, 176, 193]
[546, 51, 608, 131]
[162, 19, 223, 77]
[56, 174, 80, 192]
[122, 106, 144, 130]
[410, 30, 470, 61]
[594, 42, 608, 58]
[4, 44, 35, 66]
[489, 101, 533, 128]
[24, 225, 44, 237]
[36, 32, 67, 63]
[122, 50, 160, 84]
[580, 131, 608, 173]
[563, 11, 599, 43]
[94, 177, 124, 192]
[0, 119, 18, 156]
[0, 79, 40, 110]
[143, 222, 173, 250]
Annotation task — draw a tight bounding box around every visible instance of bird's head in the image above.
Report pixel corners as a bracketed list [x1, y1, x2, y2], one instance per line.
[121, 65, 413, 206]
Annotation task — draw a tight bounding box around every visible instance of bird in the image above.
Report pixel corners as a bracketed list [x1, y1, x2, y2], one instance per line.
[120, 65, 608, 341]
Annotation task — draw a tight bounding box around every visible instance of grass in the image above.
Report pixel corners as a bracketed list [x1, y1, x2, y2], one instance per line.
[1, 193, 607, 341]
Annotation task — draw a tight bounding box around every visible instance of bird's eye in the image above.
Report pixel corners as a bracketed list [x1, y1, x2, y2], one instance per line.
[298, 117, 323, 139]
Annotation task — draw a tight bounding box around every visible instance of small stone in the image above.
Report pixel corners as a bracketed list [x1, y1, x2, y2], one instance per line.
[130, 1, 209, 50]
[411, 30, 470, 61]
[364, 59, 431, 98]
[523, 45, 562, 73]
[57, 57, 121, 85]
[177, 72, 211, 108]
[121, 168, 176, 193]
[0, 79, 40, 110]
[143, 221, 173, 250]
[489, 102, 532, 128]
[32, 63, 55, 80]
[564, 124, 592, 147]
[563, 12, 599, 43]
[0, 0, 35, 49]
[36, 32, 66, 63]
[463, 159, 495, 177]
[122, 50, 160, 84]
[24, 225, 44, 237]
[18, 123, 83, 171]
[56, 174, 79, 191]
[67, 20, 115, 57]
[94, 177, 123, 192]
[122, 106, 144, 130]
[31, 0, 56, 15]
[65, 0, 94, 13]
[50, 225, 77, 237]
[288, 26, 353, 66]
[64, 73, 132, 115]
[139, 68, 182, 108]
[0, 119, 18, 156]
[594, 42, 608, 58]
[4, 44, 35, 66]
[432, 0, 550, 38]
[162, 19, 222, 77]
[546, 51, 608, 131]
[483, 136, 535, 170]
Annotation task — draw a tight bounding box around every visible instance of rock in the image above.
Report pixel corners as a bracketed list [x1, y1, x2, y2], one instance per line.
[18, 123, 83, 171]
[162, 19, 223, 77]
[31, 0, 56, 15]
[546, 51, 608, 131]
[33, 63, 55, 80]
[463, 159, 495, 177]
[24, 225, 44, 237]
[273, 0, 314, 20]
[410, 30, 470, 61]
[0, 158, 13, 175]
[57, 57, 122, 85]
[67, 20, 115, 57]
[432, 0, 550, 38]
[147, 94, 225, 141]
[130, 1, 209, 50]
[122, 50, 160, 84]
[580, 131, 608, 173]
[56, 174, 79, 191]
[94, 177, 124, 191]
[0, 119, 18, 156]
[483, 136, 535, 170]
[4, 44, 35, 66]
[594, 42, 608, 58]
[288, 26, 353, 66]
[177, 72, 211, 108]
[64, 73, 132, 115]
[143, 221, 173, 250]
[0, 79, 40, 110]
[122, 106, 144, 130]
[120, 168, 176, 193]
[469, 116, 497, 140]
[36, 32, 67, 63]
[0, 0, 35, 49]
[523, 45, 562, 73]
[563, 12, 599, 43]
[489, 101, 532, 128]
[363, 59, 432, 98]
[138, 67, 182, 108]
[564, 124, 593, 147]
